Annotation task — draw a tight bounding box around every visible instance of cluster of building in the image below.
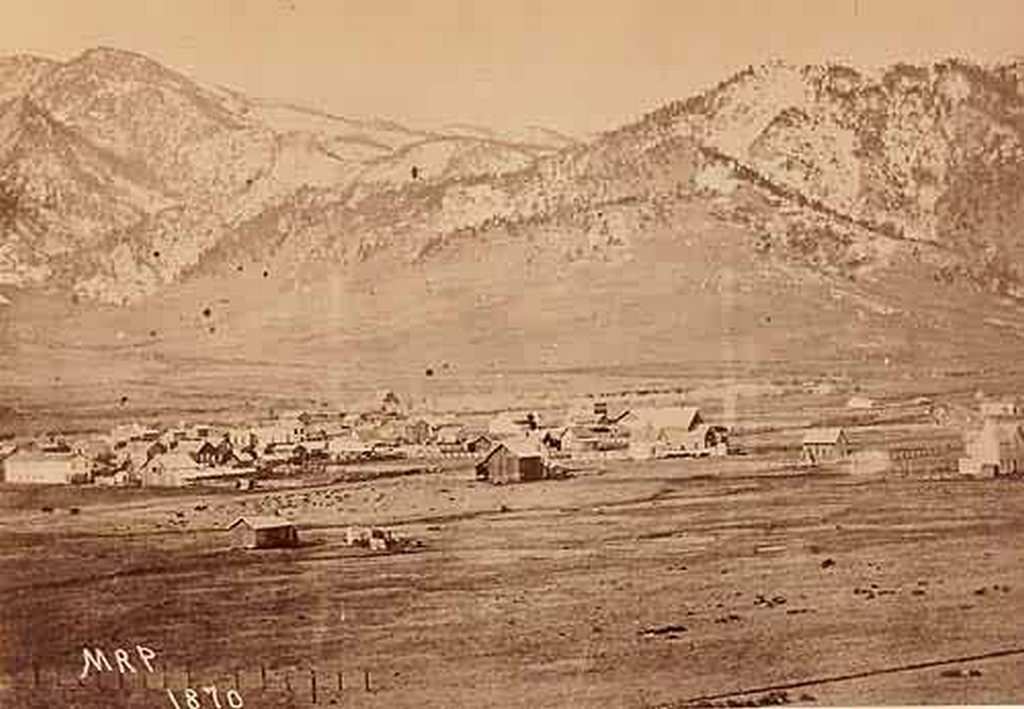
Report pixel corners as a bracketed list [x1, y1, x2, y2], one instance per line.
[475, 401, 731, 483]
[0, 395, 734, 488]
[0, 397, 480, 488]
[13, 391, 1019, 489]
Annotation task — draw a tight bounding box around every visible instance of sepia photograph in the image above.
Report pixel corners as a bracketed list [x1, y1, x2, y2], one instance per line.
[2, 1, 1024, 706]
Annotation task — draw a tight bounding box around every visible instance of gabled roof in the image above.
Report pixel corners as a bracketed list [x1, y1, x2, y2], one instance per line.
[175, 440, 214, 457]
[802, 428, 847, 445]
[480, 438, 543, 464]
[626, 406, 702, 431]
[5, 449, 87, 463]
[146, 451, 202, 471]
[228, 515, 294, 531]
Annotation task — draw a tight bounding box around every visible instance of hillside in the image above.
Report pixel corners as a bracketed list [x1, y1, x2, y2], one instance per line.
[4, 51, 1024, 420]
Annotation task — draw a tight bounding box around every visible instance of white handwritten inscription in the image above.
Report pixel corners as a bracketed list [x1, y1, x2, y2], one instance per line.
[78, 646, 245, 706]
[79, 645, 158, 679]
[166, 686, 244, 709]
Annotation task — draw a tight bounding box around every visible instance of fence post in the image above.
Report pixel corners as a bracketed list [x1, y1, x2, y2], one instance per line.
[285, 671, 291, 693]
[310, 668, 317, 704]
[33, 663, 39, 688]
[364, 669, 370, 692]
[162, 666, 168, 689]
[260, 664, 266, 691]
[337, 670, 343, 693]
[234, 667, 240, 691]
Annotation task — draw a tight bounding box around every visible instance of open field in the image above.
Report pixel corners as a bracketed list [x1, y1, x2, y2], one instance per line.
[3, 437, 1024, 708]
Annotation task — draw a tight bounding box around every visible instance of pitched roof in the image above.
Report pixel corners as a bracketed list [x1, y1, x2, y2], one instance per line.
[480, 438, 543, 463]
[228, 515, 294, 530]
[626, 406, 702, 431]
[146, 451, 202, 471]
[5, 450, 86, 463]
[802, 428, 847, 445]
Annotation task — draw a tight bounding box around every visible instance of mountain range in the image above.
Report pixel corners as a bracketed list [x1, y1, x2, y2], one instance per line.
[2, 48, 1024, 422]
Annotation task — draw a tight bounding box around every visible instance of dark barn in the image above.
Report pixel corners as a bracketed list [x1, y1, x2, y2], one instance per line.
[228, 516, 299, 549]
[475, 441, 546, 484]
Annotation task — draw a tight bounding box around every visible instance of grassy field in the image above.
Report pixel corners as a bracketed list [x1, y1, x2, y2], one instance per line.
[3, 420, 1024, 709]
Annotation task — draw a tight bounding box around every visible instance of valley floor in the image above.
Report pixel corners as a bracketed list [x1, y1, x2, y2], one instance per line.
[2, 453, 1024, 708]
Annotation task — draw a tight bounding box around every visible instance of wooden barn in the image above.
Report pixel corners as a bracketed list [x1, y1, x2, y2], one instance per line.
[800, 428, 850, 465]
[475, 440, 546, 484]
[228, 516, 299, 549]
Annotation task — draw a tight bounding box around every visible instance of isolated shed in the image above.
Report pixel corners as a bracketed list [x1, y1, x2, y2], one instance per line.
[228, 516, 299, 549]
[801, 428, 850, 465]
[475, 440, 545, 484]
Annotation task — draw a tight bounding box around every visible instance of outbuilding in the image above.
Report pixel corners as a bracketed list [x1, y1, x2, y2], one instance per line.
[475, 440, 546, 484]
[228, 516, 299, 549]
[800, 428, 850, 465]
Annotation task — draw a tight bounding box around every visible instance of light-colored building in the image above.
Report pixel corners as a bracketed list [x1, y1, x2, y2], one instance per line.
[328, 435, 372, 461]
[959, 419, 1024, 476]
[140, 451, 204, 487]
[979, 401, 1023, 419]
[620, 406, 725, 458]
[800, 428, 850, 465]
[488, 411, 540, 438]
[4, 450, 92, 484]
[847, 396, 876, 410]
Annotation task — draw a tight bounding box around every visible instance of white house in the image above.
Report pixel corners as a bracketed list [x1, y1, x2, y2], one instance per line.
[4, 450, 92, 484]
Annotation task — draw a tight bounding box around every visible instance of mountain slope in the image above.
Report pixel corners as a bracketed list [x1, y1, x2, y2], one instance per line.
[0, 47, 570, 301]
[5, 52, 1024, 416]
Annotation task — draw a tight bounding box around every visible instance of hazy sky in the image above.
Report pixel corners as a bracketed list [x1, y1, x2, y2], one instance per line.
[3, 0, 1021, 136]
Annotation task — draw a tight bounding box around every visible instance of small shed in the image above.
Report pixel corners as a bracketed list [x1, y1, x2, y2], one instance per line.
[801, 428, 850, 465]
[475, 440, 545, 484]
[228, 516, 299, 549]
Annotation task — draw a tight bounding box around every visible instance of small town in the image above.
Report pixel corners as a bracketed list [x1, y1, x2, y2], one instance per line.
[3, 4, 1024, 706]
[2, 389, 1021, 493]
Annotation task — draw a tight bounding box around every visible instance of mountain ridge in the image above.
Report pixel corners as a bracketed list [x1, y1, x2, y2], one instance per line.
[4, 49, 1024, 414]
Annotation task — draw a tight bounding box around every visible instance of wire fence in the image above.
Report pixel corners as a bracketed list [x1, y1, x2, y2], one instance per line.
[1, 660, 383, 707]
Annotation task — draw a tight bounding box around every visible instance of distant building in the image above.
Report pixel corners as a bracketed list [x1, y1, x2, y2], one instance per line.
[800, 428, 850, 465]
[959, 419, 1024, 477]
[620, 406, 725, 458]
[4, 450, 92, 484]
[403, 418, 433, 445]
[621, 406, 703, 439]
[228, 516, 299, 549]
[465, 434, 494, 454]
[488, 411, 540, 438]
[140, 451, 204, 487]
[475, 440, 546, 484]
[847, 396, 875, 410]
[328, 435, 372, 461]
[432, 421, 465, 446]
[979, 401, 1023, 419]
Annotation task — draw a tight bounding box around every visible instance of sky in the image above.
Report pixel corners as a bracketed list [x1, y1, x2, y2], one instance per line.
[1, 0, 1022, 137]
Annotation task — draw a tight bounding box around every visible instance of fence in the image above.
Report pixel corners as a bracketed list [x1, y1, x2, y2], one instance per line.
[1, 660, 383, 707]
